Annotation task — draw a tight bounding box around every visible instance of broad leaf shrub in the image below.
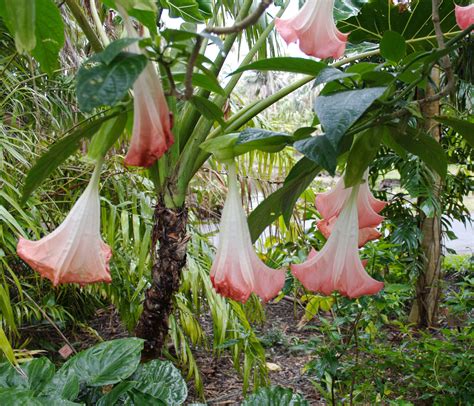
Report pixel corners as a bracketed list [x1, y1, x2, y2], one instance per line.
[0, 338, 187, 405]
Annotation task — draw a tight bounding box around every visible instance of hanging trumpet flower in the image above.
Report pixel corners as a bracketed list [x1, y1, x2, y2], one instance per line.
[291, 179, 384, 298]
[210, 162, 286, 303]
[275, 0, 348, 59]
[121, 10, 174, 167]
[17, 160, 112, 286]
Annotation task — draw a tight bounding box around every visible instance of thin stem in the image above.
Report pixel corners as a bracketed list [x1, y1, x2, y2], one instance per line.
[64, 0, 103, 52]
[89, 0, 110, 46]
[205, 0, 273, 35]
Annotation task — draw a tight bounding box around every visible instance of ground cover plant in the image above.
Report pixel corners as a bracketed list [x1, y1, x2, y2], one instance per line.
[0, 0, 473, 404]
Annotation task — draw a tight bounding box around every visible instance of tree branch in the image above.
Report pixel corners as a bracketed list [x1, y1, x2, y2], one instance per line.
[205, 0, 273, 35]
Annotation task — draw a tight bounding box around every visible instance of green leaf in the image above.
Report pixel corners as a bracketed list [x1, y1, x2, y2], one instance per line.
[102, 0, 158, 34]
[314, 87, 386, 148]
[231, 57, 327, 76]
[248, 158, 320, 241]
[380, 31, 406, 62]
[392, 127, 447, 180]
[242, 386, 309, 406]
[0, 358, 55, 394]
[90, 38, 140, 65]
[189, 96, 225, 126]
[2, 0, 36, 53]
[88, 113, 128, 160]
[96, 382, 136, 406]
[173, 72, 225, 96]
[334, 0, 369, 21]
[77, 53, 147, 112]
[162, 0, 206, 22]
[344, 127, 383, 187]
[129, 360, 187, 405]
[236, 128, 292, 152]
[21, 112, 119, 202]
[338, 0, 459, 52]
[31, 0, 64, 75]
[294, 135, 337, 175]
[435, 116, 474, 147]
[314, 67, 358, 87]
[59, 338, 144, 387]
[40, 368, 80, 402]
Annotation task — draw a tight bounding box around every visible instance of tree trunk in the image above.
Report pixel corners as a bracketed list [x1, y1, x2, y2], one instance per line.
[135, 197, 188, 360]
[408, 68, 443, 327]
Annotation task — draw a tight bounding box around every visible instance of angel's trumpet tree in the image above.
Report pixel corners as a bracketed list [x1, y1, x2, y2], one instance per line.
[17, 161, 112, 286]
[455, 4, 474, 30]
[291, 185, 384, 298]
[210, 163, 286, 303]
[122, 14, 173, 167]
[316, 173, 386, 229]
[275, 0, 348, 59]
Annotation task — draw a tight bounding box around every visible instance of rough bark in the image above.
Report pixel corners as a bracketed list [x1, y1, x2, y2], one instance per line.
[135, 198, 188, 360]
[408, 67, 443, 327]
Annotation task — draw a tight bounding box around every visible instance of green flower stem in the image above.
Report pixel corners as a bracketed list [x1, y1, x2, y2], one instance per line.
[64, 0, 103, 53]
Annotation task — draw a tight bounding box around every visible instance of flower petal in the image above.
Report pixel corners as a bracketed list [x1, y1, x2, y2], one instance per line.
[16, 162, 112, 286]
[455, 4, 474, 30]
[317, 216, 381, 247]
[210, 163, 285, 303]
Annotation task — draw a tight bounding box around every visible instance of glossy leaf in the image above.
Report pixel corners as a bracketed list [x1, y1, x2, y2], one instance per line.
[90, 38, 140, 65]
[58, 338, 143, 387]
[314, 67, 358, 87]
[77, 52, 147, 112]
[314, 87, 386, 148]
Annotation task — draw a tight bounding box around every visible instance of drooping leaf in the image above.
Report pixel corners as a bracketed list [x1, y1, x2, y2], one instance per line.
[242, 386, 309, 406]
[21, 113, 118, 202]
[58, 338, 144, 387]
[314, 87, 386, 148]
[29, 0, 65, 75]
[392, 127, 447, 180]
[294, 135, 337, 175]
[76, 52, 147, 112]
[88, 113, 128, 160]
[435, 115, 474, 147]
[248, 158, 320, 242]
[344, 127, 383, 187]
[231, 57, 327, 76]
[235, 128, 293, 153]
[1, 0, 36, 53]
[189, 96, 225, 126]
[89, 38, 140, 65]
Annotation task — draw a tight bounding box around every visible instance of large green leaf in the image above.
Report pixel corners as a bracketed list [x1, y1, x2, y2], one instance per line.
[40, 367, 80, 401]
[77, 53, 147, 112]
[338, 0, 460, 52]
[380, 30, 406, 62]
[58, 338, 143, 387]
[31, 0, 65, 75]
[0, 0, 36, 53]
[242, 386, 309, 406]
[435, 116, 474, 147]
[161, 0, 207, 22]
[334, 0, 369, 20]
[21, 113, 118, 202]
[248, 158, 320, 242]
[294, 135, 337, 175]
[344, 127, 383, 186]
[392, 127, 447, 180]
[0, 358, 54, 394]
[128, 360, 187, 405]
[231, 57, 327, 76]
[314, 87, 386, 148]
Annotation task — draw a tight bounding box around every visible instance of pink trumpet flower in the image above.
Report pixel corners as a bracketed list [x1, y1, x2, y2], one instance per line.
[275, 0, 348, 59]
[317, 216, 381, 247]
[291, 185, 384, 298]
[315, 173, 386, 229]
[210, 163, 286, 303]
[455, 4, 474, 30]
[17, 161, 112, 286]
[122, 15, 173, 167]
